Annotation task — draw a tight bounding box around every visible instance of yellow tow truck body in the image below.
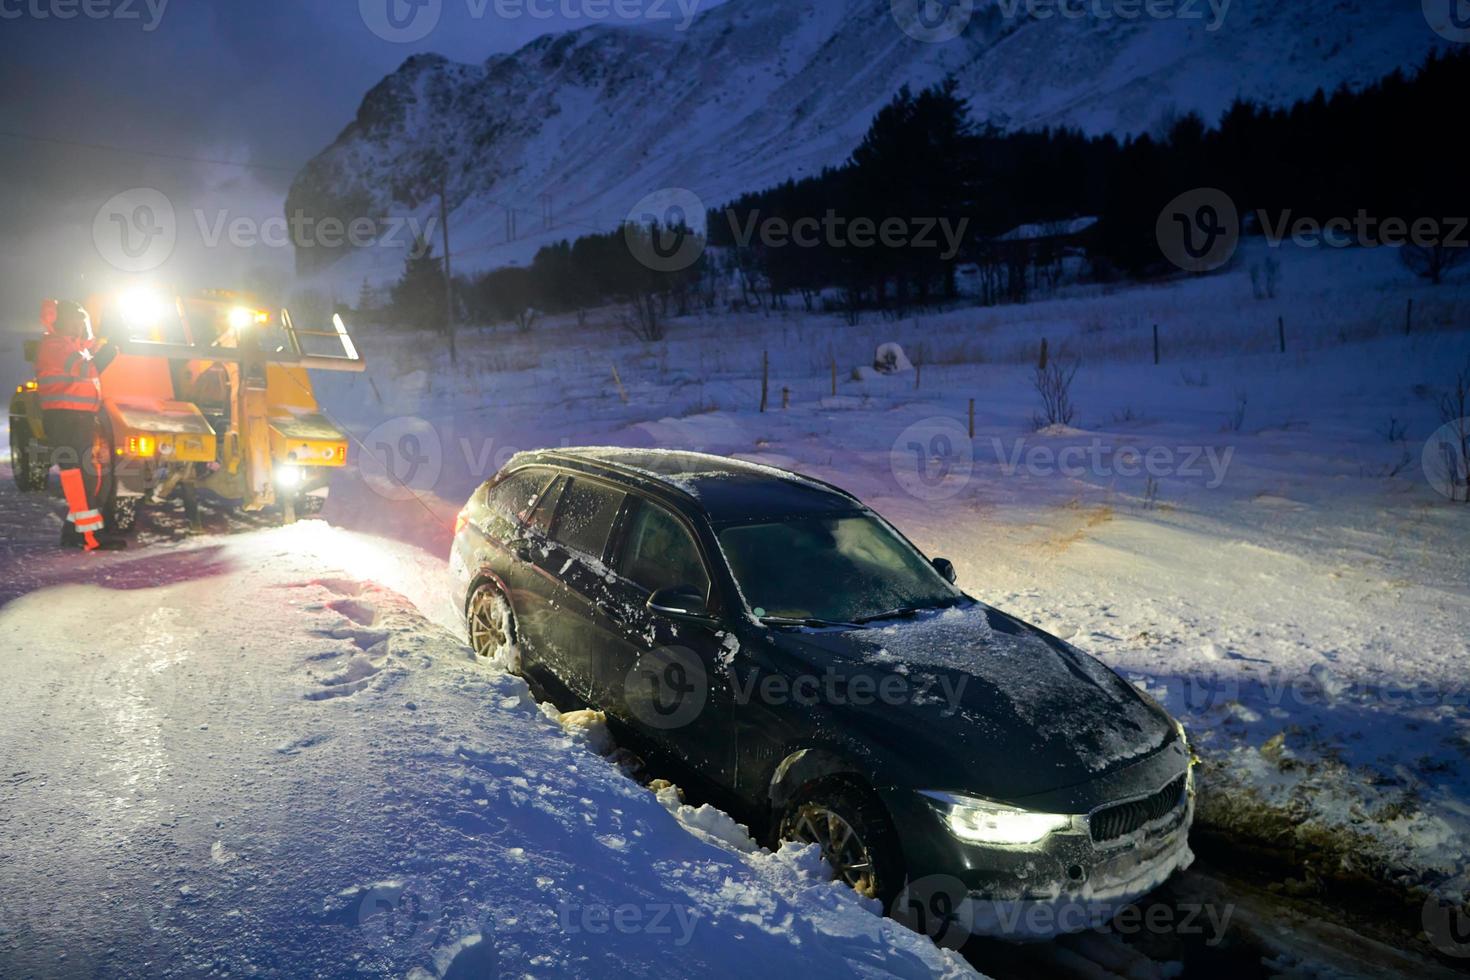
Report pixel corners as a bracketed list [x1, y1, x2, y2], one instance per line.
[8, 288, 365, 529]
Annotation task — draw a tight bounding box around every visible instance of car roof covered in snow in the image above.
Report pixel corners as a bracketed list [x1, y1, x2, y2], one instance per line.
[512, 447, 863, 523]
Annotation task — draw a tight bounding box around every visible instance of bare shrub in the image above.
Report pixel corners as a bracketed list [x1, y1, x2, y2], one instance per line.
[1432, 360, 1470, 502]
[1033, 358, 1079, 429]
[1226, 389, 1248, 433]
[619, 291, 665, 342]
[1401, 243, 1469, 285]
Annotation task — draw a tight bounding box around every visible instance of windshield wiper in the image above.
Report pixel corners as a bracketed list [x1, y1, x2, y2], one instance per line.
[760, 615, 865, 630]
[853, 598, 961, 625]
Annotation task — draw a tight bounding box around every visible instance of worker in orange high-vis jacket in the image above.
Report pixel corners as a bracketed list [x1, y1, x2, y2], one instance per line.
[35, 300, 125, 551]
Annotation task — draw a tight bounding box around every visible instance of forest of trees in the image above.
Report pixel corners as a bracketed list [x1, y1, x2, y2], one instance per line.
[379, 47, 1467, 333]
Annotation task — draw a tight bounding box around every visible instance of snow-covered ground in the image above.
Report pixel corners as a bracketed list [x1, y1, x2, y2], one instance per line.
[309, 239, 1470, 900]
[0, 518, 971, 978]
[1, 239, 1466, 975]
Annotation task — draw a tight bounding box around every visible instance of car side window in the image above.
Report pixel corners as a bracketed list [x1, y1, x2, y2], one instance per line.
[485, 469, 555, 535]
[524, 475, 564, 535]
[550, 478, 626, 561]
[618, 499, 710, 598]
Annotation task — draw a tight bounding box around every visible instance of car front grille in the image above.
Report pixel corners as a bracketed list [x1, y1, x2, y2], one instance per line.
[1089, 774, 1188, 843]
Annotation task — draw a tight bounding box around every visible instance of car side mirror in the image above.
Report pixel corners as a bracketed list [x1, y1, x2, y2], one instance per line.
[648, 586, 715, 625]
[932, 557, 957, 584]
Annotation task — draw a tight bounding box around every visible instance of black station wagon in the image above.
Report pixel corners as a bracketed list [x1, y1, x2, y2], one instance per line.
[450, 448, 1194, 938]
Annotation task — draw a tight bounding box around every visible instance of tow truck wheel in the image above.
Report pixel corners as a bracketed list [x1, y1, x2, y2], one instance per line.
[93, 416, 132, 533]
[10, 419, 49, 492]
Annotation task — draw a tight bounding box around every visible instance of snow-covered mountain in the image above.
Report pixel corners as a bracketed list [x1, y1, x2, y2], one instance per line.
[287, 0, 1444, 282]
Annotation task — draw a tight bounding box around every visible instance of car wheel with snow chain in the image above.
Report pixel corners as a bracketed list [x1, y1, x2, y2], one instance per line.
[467, 583, 519, 673]
[779, 780, 906, 905]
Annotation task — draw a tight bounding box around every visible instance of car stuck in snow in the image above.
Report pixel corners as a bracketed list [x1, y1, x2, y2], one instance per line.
[449, 448, 1195, 937]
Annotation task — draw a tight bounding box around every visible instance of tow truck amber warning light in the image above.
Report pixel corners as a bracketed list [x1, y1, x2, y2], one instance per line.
[127, 435, 157, 457]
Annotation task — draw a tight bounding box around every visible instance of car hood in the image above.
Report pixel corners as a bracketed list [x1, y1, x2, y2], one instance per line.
[764, 602, 1176, 801]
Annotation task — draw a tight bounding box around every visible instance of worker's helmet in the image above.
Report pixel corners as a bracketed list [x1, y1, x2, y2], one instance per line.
[54, 300, 93, 340]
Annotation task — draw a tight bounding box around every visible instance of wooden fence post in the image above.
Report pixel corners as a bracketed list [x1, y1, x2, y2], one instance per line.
[1038, 337, 1049, 371]
[968, 398, 975, 439]
[782, 386, 790, 410]
[830, 355, 837, 397]
[1153, 324, 1160, 365]
[759, 351, 769, 413]
[1406, 298, 1414, 336]
[1278, 316, 1286, 354]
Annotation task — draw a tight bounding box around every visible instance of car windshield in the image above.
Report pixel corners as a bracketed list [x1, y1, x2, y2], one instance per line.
[717, 512, 960, 624]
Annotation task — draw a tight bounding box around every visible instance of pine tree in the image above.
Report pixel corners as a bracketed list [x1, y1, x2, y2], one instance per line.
[392, 235, 446, 331]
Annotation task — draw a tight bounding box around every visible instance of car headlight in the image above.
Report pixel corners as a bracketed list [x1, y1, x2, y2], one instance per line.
[919, 791, 1072, 845]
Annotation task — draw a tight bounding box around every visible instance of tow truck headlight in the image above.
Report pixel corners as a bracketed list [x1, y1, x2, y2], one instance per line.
[119, 287, 168, 328]
[228, 306, 269, 331]
[276, 465, 301, 489]
[919, 791, 1072, 845]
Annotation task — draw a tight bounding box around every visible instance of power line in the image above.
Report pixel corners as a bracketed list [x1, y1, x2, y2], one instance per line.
[0, 129, 303, 175]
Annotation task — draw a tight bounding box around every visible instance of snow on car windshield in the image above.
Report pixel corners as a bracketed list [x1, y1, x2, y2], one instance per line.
[718, 513, 958, 622]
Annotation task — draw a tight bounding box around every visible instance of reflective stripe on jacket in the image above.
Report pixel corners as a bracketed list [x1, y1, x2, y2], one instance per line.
[35, 334, 105, 412]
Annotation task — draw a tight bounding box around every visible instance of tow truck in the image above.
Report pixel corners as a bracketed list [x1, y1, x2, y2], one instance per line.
[9, 287, 366, 530]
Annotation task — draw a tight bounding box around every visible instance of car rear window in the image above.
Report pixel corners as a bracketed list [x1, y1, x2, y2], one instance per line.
[551, 478, 626, 560]
[618, 500, 709, 598]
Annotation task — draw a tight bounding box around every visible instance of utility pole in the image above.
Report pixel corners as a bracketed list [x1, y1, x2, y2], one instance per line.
[439, 166, 456, 364]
